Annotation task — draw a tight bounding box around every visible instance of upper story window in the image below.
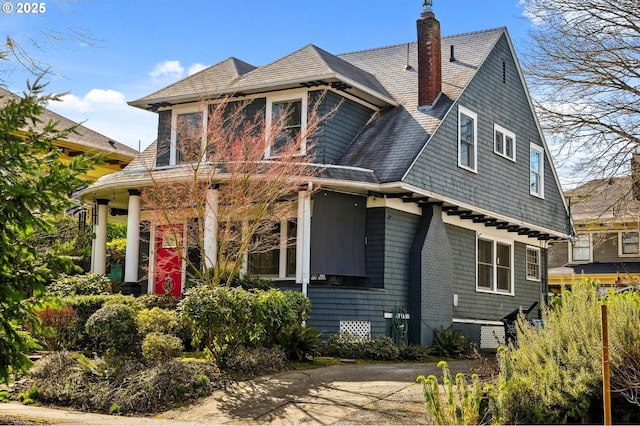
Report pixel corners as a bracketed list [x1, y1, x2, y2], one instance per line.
[571, 233, 591, 262]
[477, 235, 513, 295]
[619, 231, 640, 256]
[266, 92, 308, 158]
[526, 246, 541, 281]
[494, 124, 516, 162]
[171, 106, 205, 166]
[458, 106, 477, 172]
[530, 143, 544, 198]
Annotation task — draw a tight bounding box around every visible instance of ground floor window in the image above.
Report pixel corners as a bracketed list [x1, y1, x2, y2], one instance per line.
[477, 236, 513, 294]
[247, 219, 296, 278]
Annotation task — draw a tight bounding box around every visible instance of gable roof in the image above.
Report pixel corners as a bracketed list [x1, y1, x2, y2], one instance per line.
[336, 28, 506, 182]
[566, 176, 640, 222]
[0, 87, 137, 161]
[129, 57, 257, 107]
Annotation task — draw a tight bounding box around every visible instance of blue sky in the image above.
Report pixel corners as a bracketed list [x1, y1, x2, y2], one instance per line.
[1, 0, 534, 151]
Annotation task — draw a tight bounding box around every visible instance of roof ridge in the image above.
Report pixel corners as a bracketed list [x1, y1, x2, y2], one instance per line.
[337, 27, 506, 57]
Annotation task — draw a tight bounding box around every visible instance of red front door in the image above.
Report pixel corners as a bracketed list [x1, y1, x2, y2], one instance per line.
[154, 224, 184, 297]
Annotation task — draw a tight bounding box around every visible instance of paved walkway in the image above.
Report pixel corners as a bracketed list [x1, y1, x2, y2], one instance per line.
[0, 359, 485, 425]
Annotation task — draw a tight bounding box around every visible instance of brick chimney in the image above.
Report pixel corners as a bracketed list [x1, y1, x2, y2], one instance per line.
[632, 153, 640, 200]
[417, 0, 442, 107]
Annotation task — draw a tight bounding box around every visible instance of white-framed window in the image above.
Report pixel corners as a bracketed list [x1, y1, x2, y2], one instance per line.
[476, 235, 514, 295]
[526, 246, 541, 281]
[247, 219, 297, 278]
[265, 92, 308, 158]
[619, 231, 640, 256]
[530, 143, 544, 198]
[171, 106, 206, 166]
[570, 233, 591, 262]
[458, 106, 477, 172]
[494, 124, 516, 161]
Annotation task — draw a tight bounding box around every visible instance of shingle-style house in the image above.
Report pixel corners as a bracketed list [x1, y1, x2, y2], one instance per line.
[79, 4, 571, 346]
[549, 156, 640, 291]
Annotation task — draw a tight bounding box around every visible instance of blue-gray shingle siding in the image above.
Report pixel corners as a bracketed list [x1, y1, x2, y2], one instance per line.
[404, 34, 569, 236]
[311, 90, 375, 165]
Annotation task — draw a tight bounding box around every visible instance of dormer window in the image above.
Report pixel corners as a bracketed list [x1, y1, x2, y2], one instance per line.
[266, 92, 308, 158]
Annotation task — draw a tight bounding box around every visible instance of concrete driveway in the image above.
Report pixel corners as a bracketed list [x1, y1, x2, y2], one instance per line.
[0, 359, 487, 425]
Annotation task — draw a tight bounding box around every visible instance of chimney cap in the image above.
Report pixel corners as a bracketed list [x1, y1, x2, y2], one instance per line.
[422, 0, 433, 12]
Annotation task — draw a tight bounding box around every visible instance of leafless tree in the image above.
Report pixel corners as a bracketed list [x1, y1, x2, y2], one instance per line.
[520, 0, 640, 186]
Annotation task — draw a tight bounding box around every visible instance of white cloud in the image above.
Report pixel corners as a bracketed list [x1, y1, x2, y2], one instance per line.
[149, 60, 184, 80]
[48, 88, 157, 150]
[188, 63, 207, 76]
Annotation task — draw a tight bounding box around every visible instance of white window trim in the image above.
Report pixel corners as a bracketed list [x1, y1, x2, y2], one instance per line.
[245, 218, 297, 280]
[170, 105, 207, 166]
[530, 143, 545, 198]
[526, 246, 541, 282]
[265, 91, 308, 159]
[458, 106, 478, 173]
[476, 233, 515, 296]
[493, 123, 516, 162]
[618, 231, 640, 257]
[569, 233, 592, 263]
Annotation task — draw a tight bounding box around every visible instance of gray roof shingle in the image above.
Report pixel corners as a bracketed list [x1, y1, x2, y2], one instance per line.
[0, 87, 137, 160]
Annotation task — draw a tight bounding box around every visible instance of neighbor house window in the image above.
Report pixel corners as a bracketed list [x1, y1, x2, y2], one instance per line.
[477, 236, 513, 294]
[171, 107, 205, 166]
[494, 124, 516, 161]
[266, 93, 308, 158]
[530, 144, 544, 197]
[458, 106, 477, 172]
[571, 234, 591, 262]
[526, 246, 541, 281]
[620, 231, 640, 256]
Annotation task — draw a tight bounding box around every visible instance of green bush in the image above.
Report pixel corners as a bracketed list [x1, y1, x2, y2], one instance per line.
[493, 280, 640, 424]
[322, 332, 400, 360]
[142, 332, 183, 364]
[137, 307, 180, 336]
[137, 293, 181, 310]
[432, 326, 470, 358]
[63, 294, 140, 350]
[418, 361, 485, 425]
[364, 336, 400, 360]
[178, 285, 309, 360]
[34, 305, 78, 350]
[217, 271, 273, 290]
[275, 326, 321, 361]
[106, 238, 126, 265]
[47, 273, 112, 297]
[85, 303, 139, 354]
[400, 344, 433, 361]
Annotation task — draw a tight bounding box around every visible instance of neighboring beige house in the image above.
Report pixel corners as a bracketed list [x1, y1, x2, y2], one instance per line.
[548, 156, 640, 291]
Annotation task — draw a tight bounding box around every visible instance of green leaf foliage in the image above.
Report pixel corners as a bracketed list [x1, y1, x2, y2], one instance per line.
[0, 79, 93, 383]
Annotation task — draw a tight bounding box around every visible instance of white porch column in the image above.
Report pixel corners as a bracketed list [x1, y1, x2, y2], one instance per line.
[124, 189, 141, 283]
[93, 199, 109, 275]
[296, 183, 312, 297]
[204, 184, 219, 270]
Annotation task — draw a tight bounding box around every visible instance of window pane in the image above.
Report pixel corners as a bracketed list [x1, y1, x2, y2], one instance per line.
[176, 112, 202, 164]
[495, 131, 504, 154]
[530, 150, 540, 172]
[478, 239, 493, 264]
[248, 222, 281, 275]
[461, 114, 473, 143]
[496, 243, 511, 267]
[622, 232, 639, 254]
[287, 220, 297, 276]
[505, 136, 513, 158]
[572, 235, 590, 261]
[478, 264, 493, 288]
[497, 266, 511, 291]
[272, 100, 302, 156]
